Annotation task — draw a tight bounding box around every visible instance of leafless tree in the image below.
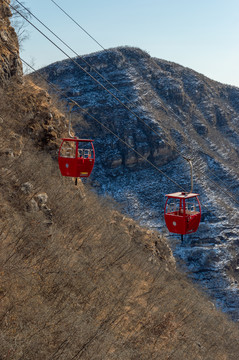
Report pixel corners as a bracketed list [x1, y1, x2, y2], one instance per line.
[10, 0, 31, 48]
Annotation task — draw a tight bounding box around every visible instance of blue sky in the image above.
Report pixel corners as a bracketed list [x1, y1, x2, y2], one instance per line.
[16, 0, 239, 87]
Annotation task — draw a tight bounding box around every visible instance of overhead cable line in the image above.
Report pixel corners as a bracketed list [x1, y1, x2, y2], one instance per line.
[16, 56, 232, 218]
[14, 0, 177, 158]
[151, 86, 239, 193]
[2, 44, 184, 191]
[7, 1, 239, 208]
[49, 0, 106, 51]
[0, 39, 227, 219]
[47, 0, 239, 204]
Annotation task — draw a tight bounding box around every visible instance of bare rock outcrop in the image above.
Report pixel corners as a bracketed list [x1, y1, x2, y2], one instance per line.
[0, 0, 22, 87]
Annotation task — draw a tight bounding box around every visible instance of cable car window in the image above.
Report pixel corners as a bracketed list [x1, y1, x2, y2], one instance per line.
[60, 141, 75, 158]
[77, 148, 93, 159]
[185, 198, 200, 214]
[84, 149, 93, 159]
[77, 143, 93, 159]
[166, 198, 181, 215]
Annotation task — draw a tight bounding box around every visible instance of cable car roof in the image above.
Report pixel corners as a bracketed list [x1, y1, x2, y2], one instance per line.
[165, 192, 199, 199]
[61, 138, 94, 142]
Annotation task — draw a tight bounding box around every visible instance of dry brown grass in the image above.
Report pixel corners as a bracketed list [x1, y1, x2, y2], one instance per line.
[0, 79, 239, 359]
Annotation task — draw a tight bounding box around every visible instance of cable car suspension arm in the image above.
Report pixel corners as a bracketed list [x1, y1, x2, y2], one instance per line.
[183, 157, 193, 193]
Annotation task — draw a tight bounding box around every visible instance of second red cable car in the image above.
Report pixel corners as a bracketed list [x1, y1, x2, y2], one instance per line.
[164, 158, 201, 240]
[164, 192, 201, 235]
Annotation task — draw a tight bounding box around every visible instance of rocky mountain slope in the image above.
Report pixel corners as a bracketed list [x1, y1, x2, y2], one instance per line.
[1, 1, 239, 358]
[3, 81, 239, 360]
[40, 47, 239, 320]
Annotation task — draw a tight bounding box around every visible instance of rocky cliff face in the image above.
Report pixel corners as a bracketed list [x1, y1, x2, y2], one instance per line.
[40, 47, 239, 320]
[0, 0, 22, 87]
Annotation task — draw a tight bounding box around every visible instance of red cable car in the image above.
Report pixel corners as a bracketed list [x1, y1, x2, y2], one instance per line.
[164, 192, 201, 235]
[164, 158, 201, 240]
[58, 137, 95, 179]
